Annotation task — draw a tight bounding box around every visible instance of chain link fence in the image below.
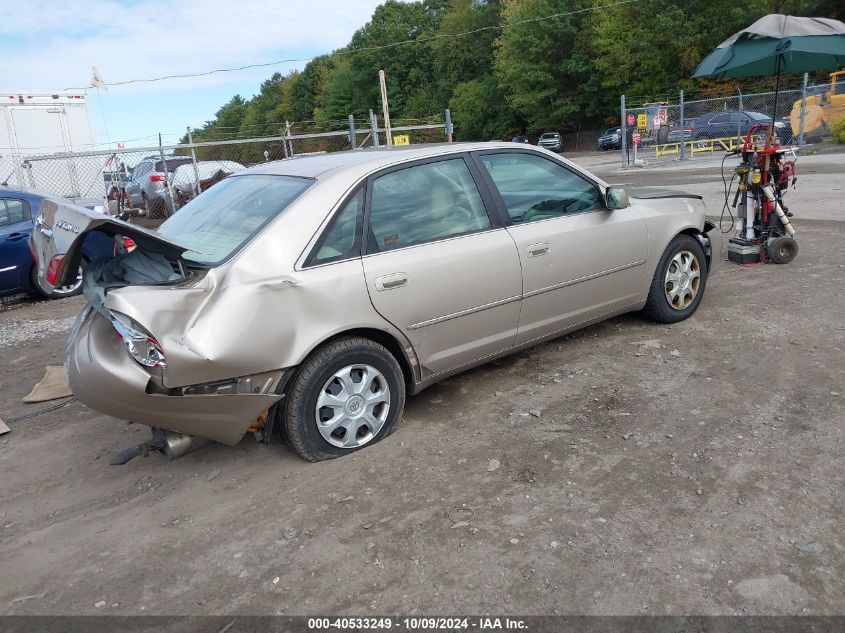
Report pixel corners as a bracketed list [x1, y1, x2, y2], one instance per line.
[619, 75, 840, 166]
[0, 116, 448, 220]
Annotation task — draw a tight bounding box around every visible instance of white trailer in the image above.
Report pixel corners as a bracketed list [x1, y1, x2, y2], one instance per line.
[0, 92, 99, 197]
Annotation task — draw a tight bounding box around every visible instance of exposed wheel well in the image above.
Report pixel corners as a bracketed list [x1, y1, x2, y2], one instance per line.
[676, 226, 713, 269]
[321, 328, 415, 389]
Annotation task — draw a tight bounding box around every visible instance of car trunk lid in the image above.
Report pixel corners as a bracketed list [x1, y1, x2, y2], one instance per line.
[30, 195, 190, 292]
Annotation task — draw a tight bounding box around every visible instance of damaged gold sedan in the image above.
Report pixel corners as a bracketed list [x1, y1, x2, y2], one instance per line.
[31, 144, 720, 461]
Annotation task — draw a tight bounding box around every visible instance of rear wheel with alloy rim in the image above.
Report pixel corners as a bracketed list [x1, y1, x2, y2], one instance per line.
[642, 234, 708, 324]
[31, 265, 83, 299]
[283, 337, 405, 461]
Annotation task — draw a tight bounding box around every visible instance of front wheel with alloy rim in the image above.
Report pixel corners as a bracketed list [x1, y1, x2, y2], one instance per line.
[282, 337, 406, 462]
[641, 234, 708, 324]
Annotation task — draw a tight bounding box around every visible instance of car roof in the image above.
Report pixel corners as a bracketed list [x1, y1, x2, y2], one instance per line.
[240, 142, 539, 180]
[0, 187, 49, 206]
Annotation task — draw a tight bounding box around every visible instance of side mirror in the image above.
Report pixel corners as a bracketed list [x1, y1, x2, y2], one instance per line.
[605, 186, 630, 210]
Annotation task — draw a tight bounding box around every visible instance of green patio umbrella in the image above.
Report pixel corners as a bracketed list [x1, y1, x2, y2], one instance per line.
[692, 14, 845, 79]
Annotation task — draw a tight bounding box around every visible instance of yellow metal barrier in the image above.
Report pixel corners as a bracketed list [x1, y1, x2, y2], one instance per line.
[654, 136, 744, 159]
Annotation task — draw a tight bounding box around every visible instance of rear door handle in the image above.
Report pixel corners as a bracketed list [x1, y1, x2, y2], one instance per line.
[6, 232, 28, 242]
[375, 273, 408, 291]
[527, 242, 550, 258]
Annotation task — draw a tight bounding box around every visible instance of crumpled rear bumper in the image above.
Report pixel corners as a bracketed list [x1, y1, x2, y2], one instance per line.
[66, 309, 281, 445]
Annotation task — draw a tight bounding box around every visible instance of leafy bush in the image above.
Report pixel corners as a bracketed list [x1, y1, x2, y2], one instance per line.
[833, 114, 845, 144]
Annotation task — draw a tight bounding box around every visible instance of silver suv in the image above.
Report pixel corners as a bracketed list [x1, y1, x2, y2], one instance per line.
[538, 132, 563, 152]
[125, 156, 193, 217]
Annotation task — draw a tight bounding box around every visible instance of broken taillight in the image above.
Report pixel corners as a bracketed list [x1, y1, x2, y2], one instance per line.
[45, 254, 65, 285]
[109, 310, 167, 369]
[149, 174, 166, 182]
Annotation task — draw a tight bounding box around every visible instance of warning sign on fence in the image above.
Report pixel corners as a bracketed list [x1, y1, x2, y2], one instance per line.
[636, 113, 647, 129]
[393, 134, 410, 146]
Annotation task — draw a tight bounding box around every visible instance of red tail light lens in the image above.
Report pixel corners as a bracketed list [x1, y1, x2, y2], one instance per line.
[46, 254, 65, 285]
[149, 174, 166, 182]
[122, 237, 136, 250]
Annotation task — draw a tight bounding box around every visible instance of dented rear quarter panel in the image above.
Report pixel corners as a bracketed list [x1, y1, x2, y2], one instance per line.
[102, 172, 416, 389]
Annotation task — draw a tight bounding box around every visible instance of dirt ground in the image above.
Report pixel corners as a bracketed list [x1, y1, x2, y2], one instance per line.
[1, 154, 843, 616]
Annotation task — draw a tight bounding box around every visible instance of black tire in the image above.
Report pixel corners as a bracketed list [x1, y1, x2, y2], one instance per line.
[767, 236, 797, 264]
[641, 234, 708, 324]
[282, 337, 406, 462]
[31, 265, 83, 299]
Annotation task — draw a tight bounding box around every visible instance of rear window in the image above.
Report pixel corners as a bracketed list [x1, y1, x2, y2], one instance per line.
[157, 174, 313, 265]
[746, 112, 771, 121]
[154, 158, 193, 173]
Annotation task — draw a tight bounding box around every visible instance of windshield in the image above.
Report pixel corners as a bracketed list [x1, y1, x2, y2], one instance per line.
[157, 174, 313, 265]
[604, 128, 620, 135]
[541, 133, 558, 139]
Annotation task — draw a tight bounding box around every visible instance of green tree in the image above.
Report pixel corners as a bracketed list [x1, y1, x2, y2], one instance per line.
[449, 74, 520, 140]
[346, 0, 449, 119]
[494, 0, 600, 132]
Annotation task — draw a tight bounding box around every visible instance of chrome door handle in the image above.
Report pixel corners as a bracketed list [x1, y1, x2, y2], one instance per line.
[527, 242, 550, 257]
[375, 273, 408, 291]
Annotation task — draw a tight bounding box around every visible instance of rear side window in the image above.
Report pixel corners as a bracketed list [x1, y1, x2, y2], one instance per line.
[158, 174, 313, 265]
[307, 189, 364, 266]
[0, 199, 30, 227]
[367, 158, 491, 253]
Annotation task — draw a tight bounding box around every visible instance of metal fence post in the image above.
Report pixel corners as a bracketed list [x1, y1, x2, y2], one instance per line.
[158, 133, 177, 215]
[620, 95, 628, 168]
[798, 72, 809, 149]
[369, 109, 380, 147]
[679, 90, 686, 161]
[445, 108, 454, 142]
[348, 114, 357, 150]
[285, 120, 294, 158]
[187, 126, 201, 197]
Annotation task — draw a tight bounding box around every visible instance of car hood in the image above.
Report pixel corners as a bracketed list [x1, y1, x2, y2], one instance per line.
[626, 187, 702, 200]
[30, 196, 190, 290]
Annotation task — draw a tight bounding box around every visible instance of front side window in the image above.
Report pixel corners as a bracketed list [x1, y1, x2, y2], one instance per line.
[308, 189, 364, 265]
[478, 152, 603, 223]
[158, 174, 313, 265]
[367, 158, 491, 253]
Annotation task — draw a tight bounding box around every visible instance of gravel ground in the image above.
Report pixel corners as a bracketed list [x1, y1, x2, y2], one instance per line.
[0, 154, 842, 617]
[0, 315, 76, 348]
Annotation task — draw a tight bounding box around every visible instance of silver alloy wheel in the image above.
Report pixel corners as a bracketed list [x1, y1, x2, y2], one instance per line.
[315, 364, 391, 449]
[51, 267, 84, 296]
[664, 250, 701, 310]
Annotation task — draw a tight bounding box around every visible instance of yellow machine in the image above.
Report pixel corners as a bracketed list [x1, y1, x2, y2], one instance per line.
[790, 70, 845, 139]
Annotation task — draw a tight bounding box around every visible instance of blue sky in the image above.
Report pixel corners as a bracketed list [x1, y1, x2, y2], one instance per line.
[0, 0, 385, 149]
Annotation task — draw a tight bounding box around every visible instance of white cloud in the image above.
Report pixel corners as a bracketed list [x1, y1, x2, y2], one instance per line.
[0, 0, 383, 93]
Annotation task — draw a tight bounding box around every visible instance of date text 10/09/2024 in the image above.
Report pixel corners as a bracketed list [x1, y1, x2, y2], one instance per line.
[307, 617, 528, 630]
